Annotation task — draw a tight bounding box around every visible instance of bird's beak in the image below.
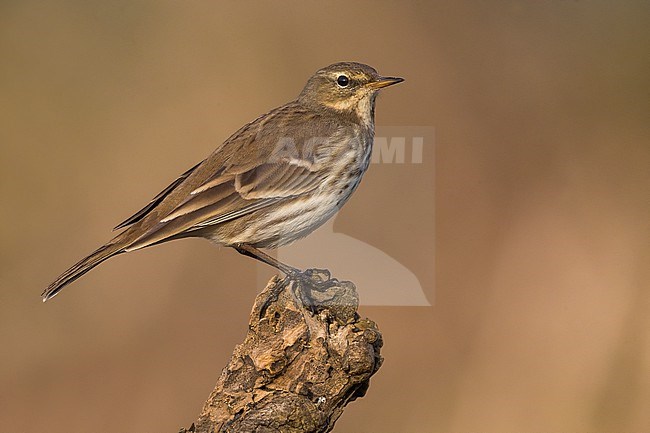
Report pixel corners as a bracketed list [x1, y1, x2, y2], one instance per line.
[367, 76, 405, 90]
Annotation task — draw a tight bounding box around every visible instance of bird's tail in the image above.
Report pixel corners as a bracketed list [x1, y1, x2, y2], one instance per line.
[41, 241, 125, 302]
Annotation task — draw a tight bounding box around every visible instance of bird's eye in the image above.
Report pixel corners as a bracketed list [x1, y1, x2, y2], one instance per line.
[336, 75, 349, 88]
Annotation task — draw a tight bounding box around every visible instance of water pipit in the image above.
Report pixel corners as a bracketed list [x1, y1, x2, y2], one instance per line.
[42, 62, 403, 301]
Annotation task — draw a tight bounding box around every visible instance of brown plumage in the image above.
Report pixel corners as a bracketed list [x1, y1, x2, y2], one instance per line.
[42, 62, 403, 301]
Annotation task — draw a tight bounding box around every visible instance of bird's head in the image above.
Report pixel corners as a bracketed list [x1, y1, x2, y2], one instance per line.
[298, 62, 403, 126]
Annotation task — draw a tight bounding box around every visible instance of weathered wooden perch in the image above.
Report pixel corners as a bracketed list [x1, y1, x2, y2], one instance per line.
[180, 269, 383, 433]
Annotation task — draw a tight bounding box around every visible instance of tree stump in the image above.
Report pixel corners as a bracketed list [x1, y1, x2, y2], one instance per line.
[180, 270, 383, 433]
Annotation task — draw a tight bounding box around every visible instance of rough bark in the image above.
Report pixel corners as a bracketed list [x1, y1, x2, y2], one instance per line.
[179, 269, 383, 433]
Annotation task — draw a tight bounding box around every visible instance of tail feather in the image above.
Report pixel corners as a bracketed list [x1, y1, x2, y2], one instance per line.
[41, 242, 124, 302]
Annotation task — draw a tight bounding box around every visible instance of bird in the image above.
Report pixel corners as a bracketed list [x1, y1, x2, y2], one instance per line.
[41, 62, 403, 302]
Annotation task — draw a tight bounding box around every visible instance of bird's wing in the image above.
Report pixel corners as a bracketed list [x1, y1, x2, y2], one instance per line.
[122, 104, 339, 251]
[125, 160, 323, 250]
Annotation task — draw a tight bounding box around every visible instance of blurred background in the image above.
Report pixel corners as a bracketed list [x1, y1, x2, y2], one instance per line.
[1, 1, 648, 432]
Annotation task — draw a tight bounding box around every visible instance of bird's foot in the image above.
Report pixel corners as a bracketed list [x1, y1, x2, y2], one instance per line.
[299, 268, 339, 289]
[288, 269, 358, 322]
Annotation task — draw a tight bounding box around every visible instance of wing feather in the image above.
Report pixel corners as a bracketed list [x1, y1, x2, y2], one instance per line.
[161, 175, 235, 222]
[126, 160, 322, 251]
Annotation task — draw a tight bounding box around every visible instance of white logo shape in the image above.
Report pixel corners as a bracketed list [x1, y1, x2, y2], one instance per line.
[275, 217, 431, 306]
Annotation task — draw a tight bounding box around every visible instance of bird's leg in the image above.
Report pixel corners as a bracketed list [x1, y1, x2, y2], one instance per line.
[232, 244, 339, 314]
[233, 243, 300, 276]
[233, 243, 309, 315]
